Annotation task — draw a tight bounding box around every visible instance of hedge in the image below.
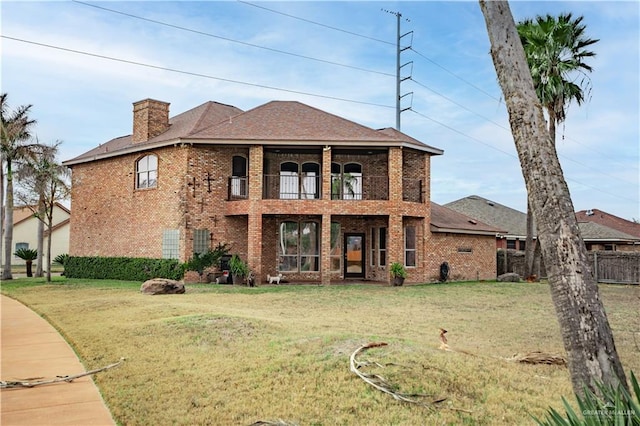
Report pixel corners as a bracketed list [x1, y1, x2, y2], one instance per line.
[64, 256, 184, 281]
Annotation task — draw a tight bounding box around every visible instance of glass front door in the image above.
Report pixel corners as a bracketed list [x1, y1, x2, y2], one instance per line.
[344, 233, 365, 278]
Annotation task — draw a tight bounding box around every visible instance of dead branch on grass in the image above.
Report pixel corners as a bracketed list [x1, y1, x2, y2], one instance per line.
[1, 358, 125, 389]
[436, 329, 566, 366]
[349, 342, 468, 411]
[249, 420, 298, 426]
[504, 352, 566, 366]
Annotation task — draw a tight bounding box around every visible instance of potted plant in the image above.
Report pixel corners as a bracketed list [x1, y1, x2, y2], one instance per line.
[390, 262, 407, 286]
[229, 254, 249, 285]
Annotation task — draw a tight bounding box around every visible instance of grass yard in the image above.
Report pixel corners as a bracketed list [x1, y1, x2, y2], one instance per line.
[1, 279, 638, 425]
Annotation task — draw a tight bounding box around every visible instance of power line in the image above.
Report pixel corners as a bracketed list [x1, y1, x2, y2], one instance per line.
[408, 109, 637, 203]
[237, 0, 395, 46]
[72, 0, 395, 78]
[1, 35, 395, 110]
[231, 0, 632, 178]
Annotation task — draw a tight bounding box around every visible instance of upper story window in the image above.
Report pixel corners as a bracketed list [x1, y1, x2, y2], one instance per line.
[136, 154, 158, 189]
[279, 161, 320, 199]
[332, 162, 362, 200]
[230, 156, 248, 198]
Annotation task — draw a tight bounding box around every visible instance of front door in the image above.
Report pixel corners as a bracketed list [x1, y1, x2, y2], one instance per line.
[344, 233, 365, 278]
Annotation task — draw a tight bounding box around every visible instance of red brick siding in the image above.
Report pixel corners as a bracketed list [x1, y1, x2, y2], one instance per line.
[427, 233, 497, 281]
[69, 146, 187, 258]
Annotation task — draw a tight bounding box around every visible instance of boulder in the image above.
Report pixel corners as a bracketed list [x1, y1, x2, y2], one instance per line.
[497, 272, 521, 282]
[141, 278, 185, 295]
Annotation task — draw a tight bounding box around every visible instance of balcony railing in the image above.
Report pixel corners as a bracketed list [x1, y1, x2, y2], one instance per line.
[403, 178, 424, 203]
[228, 176, 248, 200]
[263, 174, 322, 200]
[331, 175, 388, 200]
[227, 174, 402, 201]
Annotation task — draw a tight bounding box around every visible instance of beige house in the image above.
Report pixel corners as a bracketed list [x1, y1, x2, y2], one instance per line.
[10, 203, 70, 266]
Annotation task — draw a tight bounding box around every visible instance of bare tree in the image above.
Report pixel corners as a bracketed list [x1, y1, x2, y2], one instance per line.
[478, 1, 627, 394]
[15, 141, 70, 282]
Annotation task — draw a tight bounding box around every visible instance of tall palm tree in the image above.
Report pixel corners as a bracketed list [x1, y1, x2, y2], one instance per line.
[1, 93, 37, 280]
[480, 0, 625, 396]
[517, 14, 598, 277]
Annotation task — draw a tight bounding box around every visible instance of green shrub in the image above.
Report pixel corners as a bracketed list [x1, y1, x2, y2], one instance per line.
[183, 244, 229, 280]
[53, 253, 69, 266]
[65, 256, 184, 281]
[534, 371, 639, 425]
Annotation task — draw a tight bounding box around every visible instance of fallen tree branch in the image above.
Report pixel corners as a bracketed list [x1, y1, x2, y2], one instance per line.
[1, 357, 125, 389]
[438, 329, 566, 366]
[349, 342, 456, 409]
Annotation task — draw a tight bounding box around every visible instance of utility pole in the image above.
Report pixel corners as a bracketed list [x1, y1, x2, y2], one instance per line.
[383, 9, 413, 131]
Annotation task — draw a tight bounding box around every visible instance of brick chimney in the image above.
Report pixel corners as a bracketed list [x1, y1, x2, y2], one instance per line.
[132, 99, 170, 143]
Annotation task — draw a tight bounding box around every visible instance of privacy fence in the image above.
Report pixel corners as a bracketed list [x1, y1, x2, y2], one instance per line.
[497, 250, 639, 285]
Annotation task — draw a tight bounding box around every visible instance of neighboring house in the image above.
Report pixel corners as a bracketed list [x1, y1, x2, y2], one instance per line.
[576, 208, 640, 239]
[63, 98, 498, 284]
[429, 203, 504, 281]
[10, 202, 71, 265]
[575, 220, 640, 252]
[446, 195, 640, 252]
[445, 195, 533, 250]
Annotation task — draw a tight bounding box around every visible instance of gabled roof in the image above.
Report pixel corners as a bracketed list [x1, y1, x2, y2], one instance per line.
[430, 202, 504, 235]
[64, 100, 442, 166]
[576, 209, 640, 238]
[444, 195, 531, 237]
[13, 202, 71, 227]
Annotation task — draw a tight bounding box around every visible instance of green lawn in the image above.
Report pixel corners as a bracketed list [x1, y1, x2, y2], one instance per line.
[2, 278, 638, 425]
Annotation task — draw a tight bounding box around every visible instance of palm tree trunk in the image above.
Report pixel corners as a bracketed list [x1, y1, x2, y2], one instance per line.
[480, 0, 627, 394]
[2, 160, 14, 280]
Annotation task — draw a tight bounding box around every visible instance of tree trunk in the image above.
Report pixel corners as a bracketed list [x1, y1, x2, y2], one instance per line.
[36, 197, 45, 277]
[2, 160, 14, 280]
[479, 0, 627, 394]
[524, 201, 535, 277]
[25, 259, 33, 277]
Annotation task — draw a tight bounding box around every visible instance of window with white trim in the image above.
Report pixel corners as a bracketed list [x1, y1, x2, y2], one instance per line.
[405, 226, 416, 267]
[136, 154, 158, 189]
[278, 221, 320, 272]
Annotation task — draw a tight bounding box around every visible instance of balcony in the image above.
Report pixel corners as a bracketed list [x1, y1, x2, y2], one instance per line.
[263, 174, 321, 199]
[227, 175, 416, 202]
[402, 178, 424, 203]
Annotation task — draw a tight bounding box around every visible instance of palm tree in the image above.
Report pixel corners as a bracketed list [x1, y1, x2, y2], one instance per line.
[1, 93, 37, 280]
[480, 0, 626, 395]
[517, 14, 598, 277]
[14, 248, 38, 277]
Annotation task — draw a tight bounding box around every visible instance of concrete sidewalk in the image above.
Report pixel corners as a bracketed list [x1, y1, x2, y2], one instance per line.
[1, 295, 115, 425]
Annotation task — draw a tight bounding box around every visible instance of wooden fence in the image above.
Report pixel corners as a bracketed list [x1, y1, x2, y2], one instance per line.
[497, 250, 639, 285]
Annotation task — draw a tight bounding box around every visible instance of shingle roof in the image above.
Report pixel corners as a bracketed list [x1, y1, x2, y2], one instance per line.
[64, 100, 442, 166]
[444, 195, 531, 237]
[64, 101, 243, 165]
[577, 221, 639, 241]
[430, 202, 504, 235]
[576, 209, 640, 238]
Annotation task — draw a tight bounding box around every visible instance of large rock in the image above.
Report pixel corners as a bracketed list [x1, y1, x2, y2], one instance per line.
[141, 278, 185, 295]
[497, 272, 521, 282]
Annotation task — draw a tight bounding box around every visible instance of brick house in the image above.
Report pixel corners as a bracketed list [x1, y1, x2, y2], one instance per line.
[63, 99, 499, 284]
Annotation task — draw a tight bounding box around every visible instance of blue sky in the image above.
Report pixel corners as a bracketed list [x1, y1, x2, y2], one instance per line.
[2, 1, 639, 221]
